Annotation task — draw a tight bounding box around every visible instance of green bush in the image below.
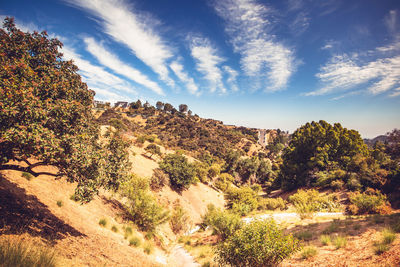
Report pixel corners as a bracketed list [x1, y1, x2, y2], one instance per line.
[0, 238, 57, 267]
[226, 187, 258, 216]
[216, 219, 300, 267]
[346, 175, 362, 191]
[111, 225, 118, 232]
[202, 204, 242, 240]
[159, 153, 196, 190]
[214, 173, 234, 192]
[120, 175, 169, 231]
[258, 197, 287, 211]
[348, 189, 391, 215]
[56, 200, 63, 207]
[289, 189, 340, 219]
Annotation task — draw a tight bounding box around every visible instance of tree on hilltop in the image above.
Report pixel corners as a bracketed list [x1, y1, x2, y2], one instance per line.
[0, 18, 130, 202]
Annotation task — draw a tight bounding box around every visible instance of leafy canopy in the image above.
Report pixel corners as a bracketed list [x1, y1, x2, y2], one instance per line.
[0, 18, 130, 202]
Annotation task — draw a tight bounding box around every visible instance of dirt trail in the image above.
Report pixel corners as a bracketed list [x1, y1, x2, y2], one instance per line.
[243, 212, 343, 223]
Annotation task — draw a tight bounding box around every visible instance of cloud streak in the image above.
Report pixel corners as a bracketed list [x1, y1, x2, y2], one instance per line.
[84, 37, 164, 95]
[67, 0, 175, 87]
[213, 0, 296, 91]
[190, 37, 226, 93]
[170, 60, 199, 95]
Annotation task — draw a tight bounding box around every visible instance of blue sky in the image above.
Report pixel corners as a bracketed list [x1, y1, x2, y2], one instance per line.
[1, 0, 399, 138]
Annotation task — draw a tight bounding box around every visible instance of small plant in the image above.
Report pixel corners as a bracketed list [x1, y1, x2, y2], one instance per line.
[111, 225, 118, 232]
[322, 220, 340, 234]
[56, 200, 63, 207]
[0, 238, 57, 267]
[170, 202, 190, 234]
[99, 218, 107, 227]
[69, 193, 79, 202]
[129, 236, 141, 247]
[348, 189, 391, 215]
[374, 243, 390, 255]
[124, 226, 133, 236]
[382, 228, 396, 245]
[301, 246, 317, 259]
[295, 231, 313, 241]
[22, 172, 33, 181]
[143, 242, 154, 254]
[333, 236, 347, 249]
[320, 235, 331, 246]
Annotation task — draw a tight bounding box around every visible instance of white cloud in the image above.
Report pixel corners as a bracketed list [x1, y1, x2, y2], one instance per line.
[389, 88, 400, 97]
[223, 66, 239, 92]
[84, 37, 164, 95]
[67, 0, 175, 87]
[307, 54, 400, 96]
[170, 60, 199, 95]
[190, 37, 226, 93]
[384, 9, 399, 35]
[214, 0, 296, 91]
[61, 46, 137, 99]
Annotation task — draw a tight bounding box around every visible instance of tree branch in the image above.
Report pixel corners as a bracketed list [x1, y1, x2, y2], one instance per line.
[0, 164, 61, 177]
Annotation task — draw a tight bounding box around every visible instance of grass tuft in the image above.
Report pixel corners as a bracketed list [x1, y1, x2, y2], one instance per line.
[129, 236, 141, 247]
[22, 172, 33, 181]
[374, 243, 390, 255]
[301, 246, 317, 259]
[320, 235, 331, 246]
[98, 218, 107, 227]
[382, 228, 396, 245]
[333, 236, 347, 249]
[0, 238, 57, 267]
[56, 200, 63, 207]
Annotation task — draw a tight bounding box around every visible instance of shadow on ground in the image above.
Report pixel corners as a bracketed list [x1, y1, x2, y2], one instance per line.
[0, 174, 85, 243]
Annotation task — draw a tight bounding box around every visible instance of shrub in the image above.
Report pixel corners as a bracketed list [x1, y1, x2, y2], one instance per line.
[320, 235, 331, 246]
[207, 164, 221, 180]
[289, 189, 340, 219]
[226, 187, 258, 216]
[382, 228, 396, 245]
[301, 246, 317, 259]
[120, 175, 169, 231]
[333, 236, 347, 249]
[348, 189, 391, 215]
[145, 143, 162, 158]
[258, 197, 287, 211]
[330, 180, 344, 191]
[129, 236, 141, 247]
[159, 153, 196, 190]
[202, 204, 242, 240]
[346, 176, 362, 191]
[0, 238, 57, 267]
[216, 219, 300, 267]
[170, 202, 190, 234]
[69, 193, 79, 202]
[56, 200, 63, 207]
[21, 172, 33, 181]
[143, 243, 154, 254]
[99, 218, 107, 227]
[111, 225, 118, 232]
[214, 173, 234, 192]
[149, 168, 169, 191]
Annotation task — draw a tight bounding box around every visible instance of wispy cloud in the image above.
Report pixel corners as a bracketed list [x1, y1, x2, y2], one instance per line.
[213, 0, 296, 91]
[66, 0, 175, 87]
[190, 37, 226, 93]
[170, 60, 199, 95]
[384, 9, 399, 35]
[62, 46, 137, 99]
[223, 66, 239, 92]
[84, 37, 164, 95]
[307, 54, 400, 96]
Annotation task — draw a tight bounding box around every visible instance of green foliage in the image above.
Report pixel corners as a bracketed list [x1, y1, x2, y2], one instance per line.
[0, 18, 131, 202]
[0, 238, 57, 267]
[348, 189, 391, 215]
[202, 204, 242, 240]
[143, 242, 154, 254]
[170, 202, 190, 234]
[226, 187, 259, 216]
[145, 143, 161, 158]
[374, 243, 390, 255]
[207, 164, 221, 180]
[333, 236, 347, 249]
[382, 228, 396, 244]
[149, 168, 169, 191]
[258, 197, 287, 211]
[21, 172, 33, 181]
[111, 225, 118, 233]
[159, 153, 196, 190]
[120, 175, 169, 232]
[301, 246, 317, 259]
[214, 173, 234, 192]
[129, 236, 141, 247]
[289, 189, 340, 219]
[320, 235, 331, 246]
[216, 219, 300, 267]
[280, 120, 367, 189]
[56, 200, 63, 207]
